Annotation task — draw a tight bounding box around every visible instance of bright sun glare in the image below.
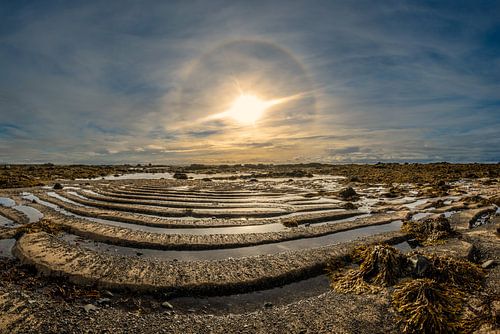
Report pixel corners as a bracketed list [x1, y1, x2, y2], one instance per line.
[205, 91, 301, 126]
[226, 94, 268, 124]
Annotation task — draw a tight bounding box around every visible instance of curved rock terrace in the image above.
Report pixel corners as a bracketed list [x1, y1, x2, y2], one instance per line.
[0, 164, 499, 333]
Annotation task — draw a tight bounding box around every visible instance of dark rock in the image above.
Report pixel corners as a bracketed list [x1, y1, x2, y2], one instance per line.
[285, 170, 312, 178]
[433, 199, 445, 208]
[382, 190, 399, 198]
[407, 239, 419, 249]
[173, 172, 188, 180]
[408, 254, 431, 277]
[466, 244, 480, 263]
[264, 302, 273, 308]
[339, 187, 357, 199]
[349, 176, 360, 182]
[53, 183, 63, 190]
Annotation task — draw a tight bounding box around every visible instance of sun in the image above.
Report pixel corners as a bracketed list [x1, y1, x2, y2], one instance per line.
[204, 91, 301, 125]
[226, 94, 269, 125]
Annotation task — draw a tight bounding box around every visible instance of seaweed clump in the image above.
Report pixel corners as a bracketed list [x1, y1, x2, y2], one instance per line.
[423, 254, 484, 291]
[327, 244, 487, 333]
[393, 254, 485, 333]
[329, 244, 407, 294]
[392, 278, 464, 334]
[401, 216, 454, 245]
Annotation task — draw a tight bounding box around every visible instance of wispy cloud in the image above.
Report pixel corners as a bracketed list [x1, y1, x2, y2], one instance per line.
[0, 0, 499, 163]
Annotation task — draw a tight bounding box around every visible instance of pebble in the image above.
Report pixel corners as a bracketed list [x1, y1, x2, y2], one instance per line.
[161, 301, 174, 310]
[83, 304, 98, 313]
[103, 290, 114, 297]
[481, 260, 495, 269]
[97, 298, 111, 304]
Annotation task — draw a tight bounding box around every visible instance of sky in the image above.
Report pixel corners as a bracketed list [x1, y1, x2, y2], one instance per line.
[0, 0, 499, 164]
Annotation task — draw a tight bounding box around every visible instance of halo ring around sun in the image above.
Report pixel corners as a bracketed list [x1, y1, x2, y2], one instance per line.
[176, 39, 316, 127]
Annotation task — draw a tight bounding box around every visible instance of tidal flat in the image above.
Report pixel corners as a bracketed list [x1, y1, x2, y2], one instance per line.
[0, 163, 499, 333]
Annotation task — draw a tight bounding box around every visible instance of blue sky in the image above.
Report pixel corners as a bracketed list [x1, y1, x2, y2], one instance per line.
[0, 0, 499, 163]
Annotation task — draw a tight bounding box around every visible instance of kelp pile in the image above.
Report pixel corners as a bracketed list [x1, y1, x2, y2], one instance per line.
[391, 255, 486, 333]
[328, 244, 407, 293]
[423, 254, 484, 291]
[401, 216, 454, 245]
[327, 244, 487, 333]
[392, 279, 464, 334]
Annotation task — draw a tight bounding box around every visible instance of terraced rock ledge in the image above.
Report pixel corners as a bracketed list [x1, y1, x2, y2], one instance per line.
[31, 210, 407, 250]
[13, 230, 406, 294]
[34, 192, 364, 228]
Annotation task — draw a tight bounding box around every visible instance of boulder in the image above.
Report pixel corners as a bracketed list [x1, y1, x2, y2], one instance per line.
[339, 187, 357, 200]
[419, 239, 478, 262]
[408, 254, 431, 277]
[173, 172, 188, 180]
[449, 206, 496, 230]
